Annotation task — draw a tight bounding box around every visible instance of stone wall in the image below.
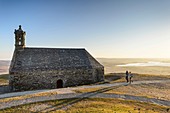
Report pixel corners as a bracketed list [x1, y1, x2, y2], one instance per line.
[9, 48, 104, 91]
[9, 68, 104, 91]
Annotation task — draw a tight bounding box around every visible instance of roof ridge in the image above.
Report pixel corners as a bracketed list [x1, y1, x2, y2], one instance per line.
[24, 47, 86, 50]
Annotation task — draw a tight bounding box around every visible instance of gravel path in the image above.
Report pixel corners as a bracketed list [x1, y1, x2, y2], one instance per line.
[0, 79, 170, 110]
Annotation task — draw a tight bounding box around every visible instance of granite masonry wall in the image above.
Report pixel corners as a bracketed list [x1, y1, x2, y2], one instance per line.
[9, 48, 104, 91]
[9, 68, 104, 91]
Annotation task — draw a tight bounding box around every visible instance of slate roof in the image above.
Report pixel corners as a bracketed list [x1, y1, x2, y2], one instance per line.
[10, 48, 103, 72]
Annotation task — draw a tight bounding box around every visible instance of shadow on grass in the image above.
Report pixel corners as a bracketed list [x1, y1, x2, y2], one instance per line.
[104, 73, 125, 82]
[105, 74, 122, 81]
[40, 83, 127, 112]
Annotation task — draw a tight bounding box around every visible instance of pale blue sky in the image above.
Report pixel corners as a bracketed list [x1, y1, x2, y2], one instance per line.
[1, 0, 170, 60]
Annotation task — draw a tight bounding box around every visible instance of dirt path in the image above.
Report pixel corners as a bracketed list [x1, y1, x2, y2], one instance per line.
[0, 79, 170, 110]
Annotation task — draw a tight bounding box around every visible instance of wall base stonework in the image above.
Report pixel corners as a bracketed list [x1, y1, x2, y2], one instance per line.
[9, 68, 104, 91]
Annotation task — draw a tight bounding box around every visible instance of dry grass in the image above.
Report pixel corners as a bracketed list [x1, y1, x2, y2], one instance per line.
[74, 73, 170, 100]
[74, 82, 170, 100]
[1, 73, 169, 103]
[0, 91, 58, 103]
[104, 73, 170, 84]
[1, 98, 169, 113]
[0, 74, 9, 85]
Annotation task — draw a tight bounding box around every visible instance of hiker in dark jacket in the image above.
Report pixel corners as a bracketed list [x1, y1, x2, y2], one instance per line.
[125, 71, 129, 83]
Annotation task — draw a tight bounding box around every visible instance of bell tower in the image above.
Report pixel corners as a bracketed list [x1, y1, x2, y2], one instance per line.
[14, 25, 26, 49]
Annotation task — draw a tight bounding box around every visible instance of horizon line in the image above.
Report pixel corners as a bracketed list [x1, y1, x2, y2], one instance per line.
[2, 57, 170, 61]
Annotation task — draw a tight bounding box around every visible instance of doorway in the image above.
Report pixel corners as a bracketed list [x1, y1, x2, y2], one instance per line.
[56, 79, 63, 88]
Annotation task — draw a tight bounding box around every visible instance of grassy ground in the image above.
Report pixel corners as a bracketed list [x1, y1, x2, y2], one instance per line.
[1, 98, 169, 113]
[74, 82, 170, 100]
[0, 74, 9, 85]
[0, 73, 170, 112]
[102, 73, 170, 84]
[0, 73, 170, 101]
[75, 73, 170, 100]
[0, 91, 58, 103]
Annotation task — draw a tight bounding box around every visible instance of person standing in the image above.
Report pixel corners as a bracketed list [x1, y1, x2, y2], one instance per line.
[125, 71, 129, 83]
[129, 72, 133, 84]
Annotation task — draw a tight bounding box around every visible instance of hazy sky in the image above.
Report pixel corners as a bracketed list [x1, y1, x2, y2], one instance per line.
[1, 0, 170, 60]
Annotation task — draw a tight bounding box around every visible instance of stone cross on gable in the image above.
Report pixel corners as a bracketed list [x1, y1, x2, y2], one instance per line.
[14, 25, 26, 48]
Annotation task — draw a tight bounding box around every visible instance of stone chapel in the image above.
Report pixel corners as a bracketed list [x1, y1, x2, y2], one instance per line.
[9, 25, 104, 91]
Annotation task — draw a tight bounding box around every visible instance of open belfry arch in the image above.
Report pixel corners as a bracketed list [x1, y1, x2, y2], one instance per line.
[9, 25, 104, 91]
[14, 25, 26, 48]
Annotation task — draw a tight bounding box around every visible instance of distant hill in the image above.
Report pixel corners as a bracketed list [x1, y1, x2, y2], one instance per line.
[0, 60, 10, 75]
[97, 58, 170, 75]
